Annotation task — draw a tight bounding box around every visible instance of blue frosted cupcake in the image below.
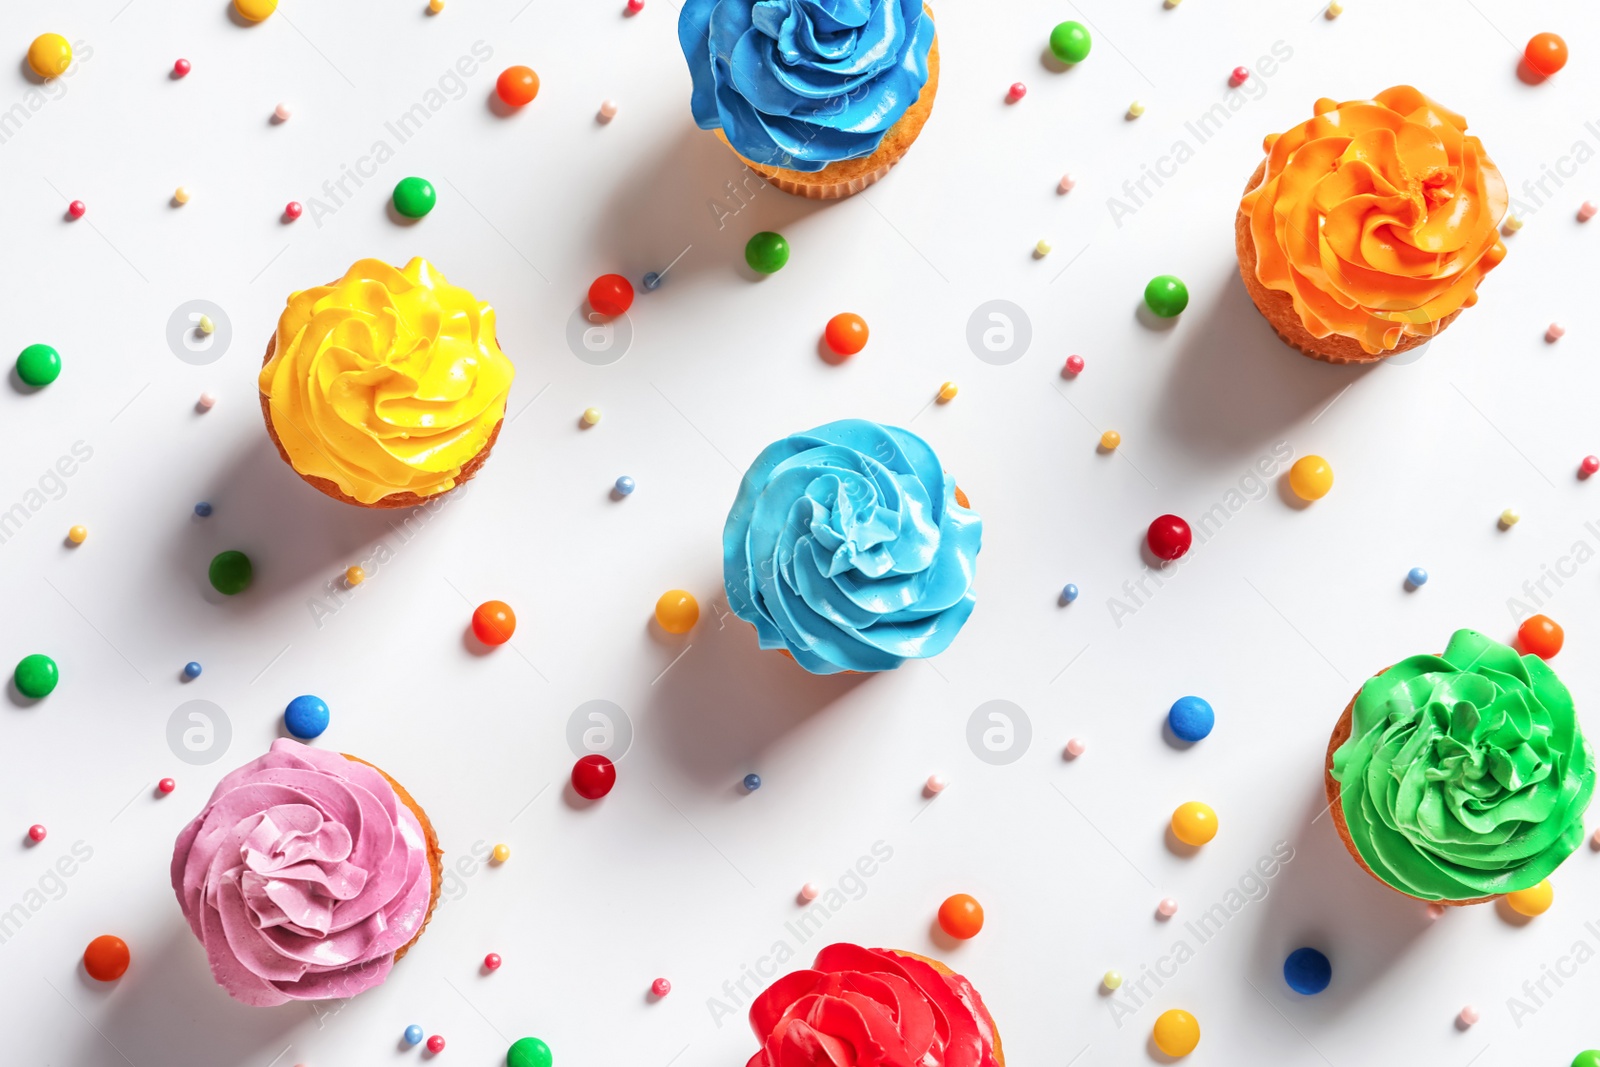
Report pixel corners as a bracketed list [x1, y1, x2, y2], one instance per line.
[677, 0, 940, 200]
[723, 420, 981, 674]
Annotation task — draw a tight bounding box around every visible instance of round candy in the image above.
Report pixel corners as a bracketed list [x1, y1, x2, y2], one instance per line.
[391, 177, 436, 218]
[68, 525, 87, 544]
[199, 391, 217, 410]
[582, 407, 602, 426]
[588, 274, 635, 316]
[1152, 1009, 1200, 1057]
[1283, 947, 1332, 995]
[1230, 65, 1249, 86]
[158, 778, 176, 794]
[743, 773, 761, 791]
[1407, 567, 1429, 587]
[800, 882, 820, 901]
[496, 65, 540, 106]
[1525, 33, 1568, 77]
[1035, 239, 1053, 258]
[484, 952, 502, 970]
[642, 271, 662, 290]
[491, 843, 511, 863]
[1157, 897, 1178, 917]
[472, 600, 517, 645]
[1582, 455, 1599, 476]
[937, 893, 983, 939]
[1048, 21, 1091, 64]
[1008, 82, 1027, 101]
[1103, 970, 1122, 989]
[507, 1037, 554, 1067]
[83, 935, 130, 981]
[345, 565, 365, 586]
[1288, 455, 1334, 500]
[1064, 354, 1084, 375]
[234, 0, 278, 20]
[1099, 430, 1121, 450]
[209, 550, 253, 595]
[1518, 614, 1564, 659]
[68, 200, 86, 219]
[1171, 801, 1217, 846]
[174, 186, 193, 205]
[1501, 507, 1522, 527]
[427, 1036, 446, 1054]
[1062, 583, 1079, 602]
[744, 231, 792, 274]
[615, 476, 636, 495]
[1127, 100, 1147, 117]
[27, 34, 72, 78]
[1459, 1005, 1480, 1026]
[655, 590, 699, 634]
[937, 381, 959, 402]
[1572, 1053, 1600, 1067]
[1144, 275, 1189, 317]
[284, 695, 330, 739]
[572, 754, 616, 799]
[1064, 737, 1086, 757]
[183, 661, 202, 679]
[925, 774, 947, 793]
[173, 58, 191, 77]
[273, 102, 292, 121]
[598, 99, 619, 120]
[824, 313, 869, 356]
[14, 654, 59, 698]
[1167, 696, 1214, 742]
[28, 824, 46, 843]
[16, 344, 62, 386]
[404, 1026, 425, 1046]
[1147, 514, 1192, 561]
[1506, 879, 1553, 917]
[651, 977, 671, 996]
[194, 501, 213, 517]
[285, 201, 303, 220]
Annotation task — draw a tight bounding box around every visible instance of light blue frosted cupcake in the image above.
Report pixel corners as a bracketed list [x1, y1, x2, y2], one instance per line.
[723, 420, 980, 674]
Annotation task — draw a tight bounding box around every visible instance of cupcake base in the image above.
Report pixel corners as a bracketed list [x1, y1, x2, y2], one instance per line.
[893, 950, 1005, 1065]
[343, 753, 443, 960]
[1236, 161, 1461, 365]
[259, 335, 503, 509]
[714, 9, 940, 201]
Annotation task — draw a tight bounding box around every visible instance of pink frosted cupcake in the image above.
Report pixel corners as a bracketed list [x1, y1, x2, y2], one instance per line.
[171, 739, 442, 1005]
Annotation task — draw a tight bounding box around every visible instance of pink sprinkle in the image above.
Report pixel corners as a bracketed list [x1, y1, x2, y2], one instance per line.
[1426, 903, 1445, 919]
[198, 392, 217, 410]
[27, 824, 46, 843]
[1580, 201, 1597, 222]
[1008, 82, 1027, 102]
[1157, 898, 1178, 918]
[1229, 66, 1249, 87]
[1458, 1006, 1479, 1027]
[1064, 738, 1087, 758]
[1582, 455, 1599, 477]
[651, 978, 671, 996]
[925, 774, 947, 794]
[173, 58, 191, 77]
[800, 882, 820, 902]
[1058, 173, 1075, 194]
[1547, 323, 1566, 342]
[273, 102, 292, 122]
[627, 0, 645, 10]
[599, 99, 619, 121]
[1064, 355, 1085, 376]
[483, 952, 502, 971]
[158, 778, 176, 794]
[285, 201, 303, 220]
[68, 200, 86, 219]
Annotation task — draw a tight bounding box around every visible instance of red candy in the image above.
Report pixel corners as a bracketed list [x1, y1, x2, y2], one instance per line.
[68, 200, 86, 219]
[426, 1035, 446, 1054]
[484, 952, 502, 971]
[496, 66, 540, 107]
[285, 201, 303, 220]
[84, 935, 130, 981]
[472, 600, 516, 645]
[173, 58, 191, 77]
[1583, 455, 1599, 477]
[158, 778, 176, 794]
[1525, 33, 1568, 77]
[1230, 66, 1249, 86]
[1008, 82, 1027, 101]
[27, 824, 46, 843]
[652, 977, 671, 996]
[1518, 614, 1564, 659]
[1064, 355, 1084, 375]
[824, 313, 869, 356]
[572, 754, 616, 799]
[588, 274, 634, 317]
[1147, 514, 1192, 561]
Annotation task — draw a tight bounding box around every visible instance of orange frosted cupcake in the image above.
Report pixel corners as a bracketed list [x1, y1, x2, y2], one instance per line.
[1237, 87, 1508, 364]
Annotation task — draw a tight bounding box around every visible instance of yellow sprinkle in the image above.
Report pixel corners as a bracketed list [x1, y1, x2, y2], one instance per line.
[1100, 430, 1122, 450]
[1035, 239, 1053, 257]
[68, 525, 87, 544]
[198, 314, 215, 335]
[1500, 507, 1521, 527]
[345, 565, 366, 586]
[1325, 0, 1343, 15]
[491, 843, 511, 863]
[1103, 970, 1123, 990]
[937, 382, 958, 402]
[428, 0, 445, 9]
[1503, 214, 1523, 233]
[1164, 0, 1182, 7]
[582, 407, 602, 426]
[1127, 100, 1146, 118]
[174, 186, 192, 205]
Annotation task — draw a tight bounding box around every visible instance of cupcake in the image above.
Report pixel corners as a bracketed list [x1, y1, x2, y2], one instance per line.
[678, 0, 939, 200]
[1326, 629, 1593, 904]
[746, 943, 1003, 1065]
[1237, 87, 1508, 364]
[171, 739, 442, 1005]
[259, 257, 514, 508]
[723, 419, 981, 674]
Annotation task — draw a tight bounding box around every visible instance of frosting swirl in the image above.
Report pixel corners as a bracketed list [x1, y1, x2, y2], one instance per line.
[678, 0, 935, 172]
[259, 257, 514, 504]
[723, 419, 980, 674]
[171, 739, 435, 1005]
[1241, 86, 1508, 355]
[1331, 629, 1594, 901]
[747, 944, 1001, 1067]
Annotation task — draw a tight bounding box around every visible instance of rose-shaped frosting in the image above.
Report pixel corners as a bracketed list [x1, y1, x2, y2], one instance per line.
[1241, 86, 1508, 355]
[723, 419, 980, 674]
[747, 944, 1001, 1067]
[259, 257, 514, 504]
[1331, 629, 1594, 900]
[678, 0, 935, 172]
[171, 739, 434, 1005]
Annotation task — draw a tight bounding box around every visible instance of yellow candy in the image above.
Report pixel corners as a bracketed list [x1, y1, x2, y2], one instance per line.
[1505, 879, 1553, 917]
[1288, 455, 1334, 501]
[655, 590, 699, 634]
[1504, 214, 1523, 232]
[1171, 801, 1217, 846]
[27, 34, 72, 79]
[938, 382, 958, 402]
[345, 566, 366, 586]
[234, 0, 279, 21]
[1325, 1, 1343, 15]
[198, 314, 215, 335]
[429, 0, 445, 9]
[1100, 430, 1122, 450]
[1500, 507, 1521, 527]
[68, 525, 87, 544]
[582, 407, 602, 426]
[1102, 970, 1123, 990]
[1128, 100, 1146, 118]
[174, 186, 192, 205]
[1035, 239, 1053, 256]
[491, 843, 511, 863]
[1153, 1009, 1200, 1057]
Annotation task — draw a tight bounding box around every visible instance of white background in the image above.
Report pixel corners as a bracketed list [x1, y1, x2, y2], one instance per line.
[2, 0, 1599, 1064]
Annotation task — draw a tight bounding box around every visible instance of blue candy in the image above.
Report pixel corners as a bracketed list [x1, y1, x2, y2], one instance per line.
[1407, 567, 1429, 587]
[284, 694, 330, 739]
[743, 773, 761, 791]
[1062, 583, 1079, 603]
[194, 501, 213, 517]
[615, 476, 636, 496]
[642, 271, 662, 291]
[183, 661, 202, 679]
[1283, 947, 1332, 995]
[403, 1025, 424, 1046]
[1167, 695, 1214, 743]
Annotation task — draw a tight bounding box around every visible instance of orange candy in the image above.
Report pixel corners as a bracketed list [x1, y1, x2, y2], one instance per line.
[496, 66, 540, 107]
[83, 935, 130, 981]
[472, 600, 517, 645]
[937, 893, 984, 939]
[655, 590, 699, 634]
[824, 313, 869, 356]
[1518, 614, 1564, 659]
[1525, 33, 1568, 77]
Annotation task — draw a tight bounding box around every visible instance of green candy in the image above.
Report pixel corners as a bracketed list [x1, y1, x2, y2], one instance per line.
[14, 654, 59, 698]
[1049, 21, 1091, 64]
[1143, 275, 1189, 318]
[744, 231, 790, 274]
[392, 176, 437, 219]
[506, 1037, 553, 1067]
[16, 343, 61, 387]
[1573, 1053, 1600, 1067]
[209, 550, 253, 595]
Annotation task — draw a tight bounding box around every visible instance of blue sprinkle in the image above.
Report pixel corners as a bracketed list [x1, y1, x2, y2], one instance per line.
[194, 501, 213, 517]
[643, 271, 662, 291]
[615, 476, 636, 496]
[284, 694, 330, 739]
[1407, 567, 1429, 588]
[1167, 695, 1215, 742]
[1283, 947, 1332, 995]
[403, 1025, 424, 1046]
[743, 773, 761, 792]
[1062, 583, 1079, 602]
[183, 661, 202, 680]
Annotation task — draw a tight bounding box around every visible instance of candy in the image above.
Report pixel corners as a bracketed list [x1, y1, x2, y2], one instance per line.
[743, 773, 761, 791]
[642, 272, 662, 290]
[1501, 507, 1522, 527]
[1167, 696, 1214, 742]
[1506, 879, 1554, 916]
[1127, 100, 1146, 118]
[194, 502, 213, 517]
[233, 0, 278, 20]
[284, 695, 330, 739]
[572, 754, 616, 799]
[404, 1025, 424, 1046]
[173, 58, 191, 77]
[496, 66, 540, 106]
[1459, 1006, 1479, 1027]
[582, 407, 602, 426]
[14, 654, 59, 698]
[1407, 567, 1429, 587]
[484, 952, 502, 971]
[1547, 323, 1566, 342]
[1007, 82, 1027, 101]
[1143, 275, 1188, 317]
[1171, 801, 1217, 846]
[589, 274, 634, 316]
[26, 34, 72, 78]
[925, 774, 947, 793]
[183, 661, 202, 679]
[345, 565, 365, 586]
[800, 882, 820, 901]
[1058, 173, 1075, 194]
[28, 824, 46, 843]
[1525, 33, 1568, 77]
[83, 935, 130, 981]
[1064, 737, 1086, 757]
[598, 99, 619, 121]
[198, 392, 217, 410]
[1048, 21, 1091, 64]
[937, 894, 984, 939]
[824, 313, 869, 356]
[628, 0, 645, 11]
[1585, 455, 1600, 477]
[615, 476, 636, 495]
[68, 525, 87, 544]
[1153, 1009, 1200, 1057]
[392, 177, 436, 218]
[1426, 903, 1445, 919]
[1283, 947, 1332, 994]
[285, 201, 303, 220]
[1103, 970, 1123, 989]
[744, 231, 790, 274]
[938, 382, 959, 402]
[273, 102, 292, 121]
[472, 600, 517, 645]
[1064, 354, 1084, 375]
[1099, 430, 1121, 450]
[1035, 239, 1053, 256]
[507, 1037, 554, 1067]
[654, 590, 699, 634]
[1230, 66, 1249, 86]
[1326, 1, 1344, 14]
[174, 186, 192, 204]
[651, 978, 670, 996]
[16, 344, 61, 387]
[491, 843, 510, 863]
[426, 1036, 445, 1054]
[197, 315, 215, 335]
[1288, 455, 1334, 500]
[1573, 1052, 1600, 1067]
[1504, 213, 1524, 232]
[209, 550, 253, 595]
[1062, 583, 1079, 602]
[1581, 202, 1598, 222]
[68, 200, 86, 219]
[1157, 898, 1178, 918]
[1147, 514, 1192, 561]
[1518, 614, 1564, 659]
[429, 0, 445, 10]
[159, 778, 176, 794]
